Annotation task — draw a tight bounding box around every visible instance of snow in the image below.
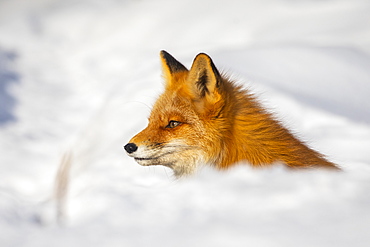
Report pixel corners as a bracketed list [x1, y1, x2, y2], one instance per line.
[1, 0, 370, 246]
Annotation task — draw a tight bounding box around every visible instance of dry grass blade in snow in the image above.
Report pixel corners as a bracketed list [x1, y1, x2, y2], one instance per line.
[54, 151, 72, 225]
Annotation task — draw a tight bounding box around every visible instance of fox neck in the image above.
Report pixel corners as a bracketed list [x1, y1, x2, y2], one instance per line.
[208, 80, 337, 170]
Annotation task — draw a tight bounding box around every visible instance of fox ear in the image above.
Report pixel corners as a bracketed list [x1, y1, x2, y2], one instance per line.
[160, 50, 188, 83]
[188, 53, 222, 107]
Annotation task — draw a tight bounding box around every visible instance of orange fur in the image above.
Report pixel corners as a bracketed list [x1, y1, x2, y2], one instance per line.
[124, 51, 339, 177]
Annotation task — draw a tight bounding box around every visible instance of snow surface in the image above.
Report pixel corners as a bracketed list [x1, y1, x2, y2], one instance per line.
[1, 0, 370, 246]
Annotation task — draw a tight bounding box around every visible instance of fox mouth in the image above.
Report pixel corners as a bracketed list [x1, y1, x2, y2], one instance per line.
[133, 155, 175, 168]
[134, 157, 155, 161]
[133, 149, 175, 162]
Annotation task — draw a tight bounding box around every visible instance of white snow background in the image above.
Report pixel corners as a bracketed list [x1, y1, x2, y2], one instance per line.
[1, 0, 370, 246]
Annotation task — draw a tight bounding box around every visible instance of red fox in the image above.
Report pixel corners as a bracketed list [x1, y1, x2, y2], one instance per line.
[124, 51, 339, 177]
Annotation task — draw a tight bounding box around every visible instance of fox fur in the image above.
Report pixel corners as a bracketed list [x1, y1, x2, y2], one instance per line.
[124, 51, 339, 177]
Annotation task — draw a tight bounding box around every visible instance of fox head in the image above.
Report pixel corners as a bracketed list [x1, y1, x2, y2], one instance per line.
[124, 51, 228, 177]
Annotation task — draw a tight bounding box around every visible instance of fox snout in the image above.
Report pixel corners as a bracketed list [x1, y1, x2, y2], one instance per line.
[124, 143, 138, 154]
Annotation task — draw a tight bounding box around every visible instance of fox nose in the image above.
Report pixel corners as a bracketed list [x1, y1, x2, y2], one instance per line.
[124, 143, 138, 154]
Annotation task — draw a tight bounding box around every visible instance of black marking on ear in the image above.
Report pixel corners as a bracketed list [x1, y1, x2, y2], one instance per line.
[209, 58, 221, 87]
[161, 50, 188, 74]
[196, 71, 210, 97]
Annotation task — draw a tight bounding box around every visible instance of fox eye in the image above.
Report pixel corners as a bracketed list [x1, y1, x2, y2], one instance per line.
[166, 120, 182, 128]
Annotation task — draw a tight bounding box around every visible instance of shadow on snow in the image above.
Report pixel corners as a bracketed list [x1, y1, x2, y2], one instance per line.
[0, 48, 19, 126]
